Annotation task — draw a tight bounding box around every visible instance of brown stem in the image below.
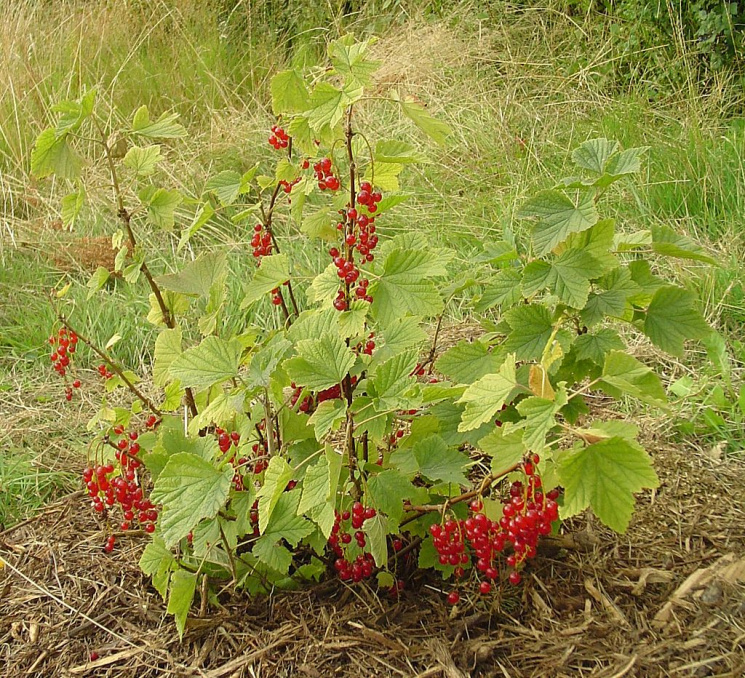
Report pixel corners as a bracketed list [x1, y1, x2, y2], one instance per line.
[50, 298, 162, 416]
[94, 117, 198, 419]
[399, 461, 523, 527]
[387, 536, 422, 566]
[423, 311, 445, 374]
[263, 391, 276, 458]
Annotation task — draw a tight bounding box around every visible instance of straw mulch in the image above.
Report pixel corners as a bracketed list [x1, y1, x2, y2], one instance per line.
[1, 430, 743, 678]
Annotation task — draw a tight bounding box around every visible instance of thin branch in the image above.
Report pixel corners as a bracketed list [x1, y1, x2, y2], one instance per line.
[399, 460, 523, 527]
[50, 297, 162, 416]
[93, 115, 198, 418]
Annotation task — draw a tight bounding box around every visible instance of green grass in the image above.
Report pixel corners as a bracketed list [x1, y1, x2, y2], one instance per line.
[1, 0, 744, 522]
[0, 446, 78, 529]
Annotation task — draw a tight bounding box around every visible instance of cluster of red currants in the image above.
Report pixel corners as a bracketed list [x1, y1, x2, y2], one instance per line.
[268, 125, 289, 150]
[270, 286, 284, 307]
[498, 457, 559, 578]
[97, 363, 114, 380]
[49, 327, 81, 400]
[251, 223, 274, 260]
[313, 157, 340, 191]
[430, 457, 561, 604]
[278, 177, 301, 194]
[359, 332, 376, 356]
[329, 502, 378, 582]
[83, 419, 160, 552]
[216, 427, 240, 454]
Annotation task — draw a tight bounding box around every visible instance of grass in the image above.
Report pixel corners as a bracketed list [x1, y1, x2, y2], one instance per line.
[1, 0, 744, 521]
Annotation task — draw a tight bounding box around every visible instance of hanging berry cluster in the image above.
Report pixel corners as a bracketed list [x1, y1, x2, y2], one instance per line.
[430, 455, 560, 604]
[251, 223, 274, 260]
[83, 418, 160, 552]
[313, 157, 340, 191]
[48, 327, 80, 401]
[268, 125, 289, 150]
[329, 502, 378, 582]
[97, 363, 114, 380]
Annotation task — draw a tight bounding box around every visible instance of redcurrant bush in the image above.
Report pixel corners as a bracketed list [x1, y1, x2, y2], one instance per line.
[35, 34, 712, 636]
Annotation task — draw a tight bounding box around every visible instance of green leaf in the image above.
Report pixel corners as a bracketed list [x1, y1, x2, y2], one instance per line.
[557, 437, 659, 533]
[157, 252, 227, 298]
[260, 491, 313, 547]
[271, 69, 310, 115]
[205, 170, 242, 206]
[651, 225, 716, 265]
[580, 267, 639, 326]
[306, 81, 362, 133]
[371, 350, 418, 410]
[31, 128, 81, 179]
[256, 456, 295, 533]
[362, 514, 388, 567]
[86, 266, 110, 299]
[168, 336, 241, 390]
[522, 249, 599, 308]
[151, 452, 233, 548]
[520, 190, 599, 256]
[374, 193, 412, 215]
[131, 106, 187, 138]
[375, 139, 425, 164]
[643, 286, 710, 357]
[572, 138, 619, 173]
[600, 350, 668, 408]
[364, 162, 403, 192]
[298, 455, 332, 516]
[328, 34, 380, 87]
[123, 144, 162, 176]
[246, 334, 291, 389]
[478, 427, 526, 474]
[61, 185, 85, 227]
[502, 304, 554, 361]
[302, 207, 337, 241]
[604, 147, 648, 176]
[457, 357, 518, 431]
[366, 469, 425, 527]
[308, 399, 346, 440]
[564, 218, 618, 275]
[337, 300, 369, 339]
[435, 339, 503, 384]
[287, 308, 338, 343]
[51, 89, 96, 136]
[161, 380, 184, 411]
[167, 570, 197, 639]
[373, 316, 428, 365]
[370, 248, 448, 325]
[242, 254, 291, 307]
[397, 94, 451, 145]
[153, 327, 182, 387]
[515, 396, 561, 451]
[139, 187, 182, 231]
[572, 328, 625, 365]
[307, 262, 341, 306]
[139, 536, 175, 599]
[413, 435, 469, 485]
[285, 333, 355, 391]
[178, 202, 215, 251]
[253, 538, 293, 574]
[474, 269, 523, 313]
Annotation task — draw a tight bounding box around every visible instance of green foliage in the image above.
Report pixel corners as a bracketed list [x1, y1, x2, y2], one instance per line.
[33, 31, 714, 633]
